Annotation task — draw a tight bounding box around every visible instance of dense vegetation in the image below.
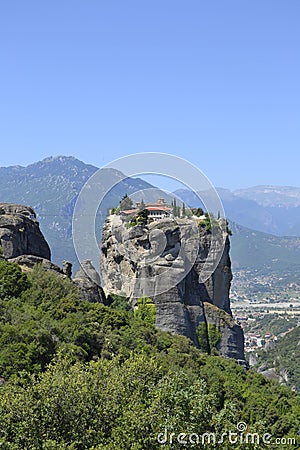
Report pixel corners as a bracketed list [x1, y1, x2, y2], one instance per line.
[244, 314, 299, 336]
[255, 326, 300, 393]
[0, 260, 299, 449]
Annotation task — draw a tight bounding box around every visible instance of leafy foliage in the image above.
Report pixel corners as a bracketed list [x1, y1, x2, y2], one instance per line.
[129, 208, 149, 227]
[0, 260, 31, 299]
[134, 296, 156, 325]
[255, 326, 300, 392]
[119, 193, 133, 211]
[207, 323, 222, 354]
[0, 260, 299, 448]
[196, 322, 210, 354]
[191, 207, 204, 217]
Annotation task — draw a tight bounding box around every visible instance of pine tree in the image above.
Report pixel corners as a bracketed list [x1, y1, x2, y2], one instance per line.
[119, 194, 133, 211]
[139, 199, 146, 211]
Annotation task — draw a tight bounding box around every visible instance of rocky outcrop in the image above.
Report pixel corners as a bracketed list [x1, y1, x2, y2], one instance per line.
[0, 203, 50, 259]
[100, 214, 246, 363]
[8, 255, 64, 275]
[203, 302, 245, 363]
[1, 203, 106, 305]
[74, 260, 106, 304]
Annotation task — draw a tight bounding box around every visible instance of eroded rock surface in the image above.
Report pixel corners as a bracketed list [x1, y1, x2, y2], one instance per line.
[74, 260, 106, 304]
[0, 203, 50, 259]
[100, 214, 245, 362]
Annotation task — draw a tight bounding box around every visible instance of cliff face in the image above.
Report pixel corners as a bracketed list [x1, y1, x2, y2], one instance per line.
[100, 215, 246, 363]
[0, 203, 105, 305]
[0, 203, 51, 260]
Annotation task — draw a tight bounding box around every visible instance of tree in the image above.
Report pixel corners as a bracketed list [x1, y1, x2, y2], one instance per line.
[134, 297, 156, 325]
[172, 199, 179, 217]
[119, 194, 133, 211]
[196, 323, 210, 354]
[0, 260, 31, 299]
[139, 199, 146, 211]
[192, 207, 204, 217]
[136, 208, 149, 226]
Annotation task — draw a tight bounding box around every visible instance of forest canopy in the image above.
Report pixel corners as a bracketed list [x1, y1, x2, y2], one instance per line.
[0, 260, 299, 449]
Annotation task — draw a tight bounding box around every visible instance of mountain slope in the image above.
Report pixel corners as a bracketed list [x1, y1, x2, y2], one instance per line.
[174, 186, 300, 236]
[234, 185, 300, 207]
[0, 156, 152, 269]
[1, 157, 299, 275]
[255, 326, 300, 392]
[229, 221, 300, 271]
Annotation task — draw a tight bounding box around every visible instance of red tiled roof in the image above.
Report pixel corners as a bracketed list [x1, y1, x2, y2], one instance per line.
[120, 209, 138, 215]
[146, 207, 171, 212]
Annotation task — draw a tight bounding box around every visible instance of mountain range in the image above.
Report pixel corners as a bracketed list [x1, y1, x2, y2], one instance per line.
[174, 186, 300, 237]
[0, 156, 299, 274]
[0, 156, 151, 269]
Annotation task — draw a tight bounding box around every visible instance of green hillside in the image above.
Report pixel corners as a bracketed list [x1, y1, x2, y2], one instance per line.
[255, 326, 300, 392]
[229, 221, 300, 272]
[0, 260, 299, 449]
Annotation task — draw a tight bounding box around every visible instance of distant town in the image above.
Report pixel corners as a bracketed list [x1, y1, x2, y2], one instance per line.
[231, 266, 300, 353]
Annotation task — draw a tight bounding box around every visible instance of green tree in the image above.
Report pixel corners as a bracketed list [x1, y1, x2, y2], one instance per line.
[172, 198, 180, 217]
[0, 260, 31, 299]
[196, 322, 210, 354]
[134, 297, 156, 325]
[192, 207, 204, 217]
[139, 199, 146, 211]
[119, 194, 133, 211]
[207, 323, 222, 354]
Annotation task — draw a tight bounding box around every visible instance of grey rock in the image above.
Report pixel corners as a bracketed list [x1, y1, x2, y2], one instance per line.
[0, 203, 50, 260]
[74, 260, 106, 304]
[203, 302, 245, 362]
[62, 260, 72, 278]
[100, 215, 246, 363]
[8, 255, 64, 275]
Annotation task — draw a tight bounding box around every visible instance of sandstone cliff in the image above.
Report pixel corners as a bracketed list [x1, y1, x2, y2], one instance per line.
[100, 214, 246, 363]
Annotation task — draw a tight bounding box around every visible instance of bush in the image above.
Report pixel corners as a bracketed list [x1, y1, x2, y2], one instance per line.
[0, 260, 31, 299]
[134, 297, 156, 325]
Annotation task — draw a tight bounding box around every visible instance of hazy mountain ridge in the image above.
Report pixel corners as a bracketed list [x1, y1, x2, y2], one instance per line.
[174, 186, 300, 237]
[228, 220, 300, 271]
[234, 185, 300, 207]
[0, 156, 152, 268]
[0, 156, 299, 274]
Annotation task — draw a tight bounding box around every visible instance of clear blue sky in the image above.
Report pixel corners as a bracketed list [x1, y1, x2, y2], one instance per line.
[0, 1, 299, 190]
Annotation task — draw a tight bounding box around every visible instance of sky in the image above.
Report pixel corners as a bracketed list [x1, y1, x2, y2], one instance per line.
[0, 1, 299, 190]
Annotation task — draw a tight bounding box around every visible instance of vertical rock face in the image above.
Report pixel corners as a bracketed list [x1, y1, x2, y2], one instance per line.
[100, 215, 246, 363]
[0, 203, 51, 260]
[74, 260, 106, 304]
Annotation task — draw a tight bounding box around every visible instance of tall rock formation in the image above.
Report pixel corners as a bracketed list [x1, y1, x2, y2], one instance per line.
[100, 214, 246, 364]
[0, 203, 50, 259]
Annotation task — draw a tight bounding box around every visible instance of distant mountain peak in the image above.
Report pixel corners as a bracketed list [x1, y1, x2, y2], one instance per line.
[41, 155, 77, 163]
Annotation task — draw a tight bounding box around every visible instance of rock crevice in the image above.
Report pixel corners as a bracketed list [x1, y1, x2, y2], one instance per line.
[100, 215, 246, 363]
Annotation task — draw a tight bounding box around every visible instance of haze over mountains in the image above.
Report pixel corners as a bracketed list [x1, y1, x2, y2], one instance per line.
[174, 186, 300, 237]
[0, 156, 299, 273]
